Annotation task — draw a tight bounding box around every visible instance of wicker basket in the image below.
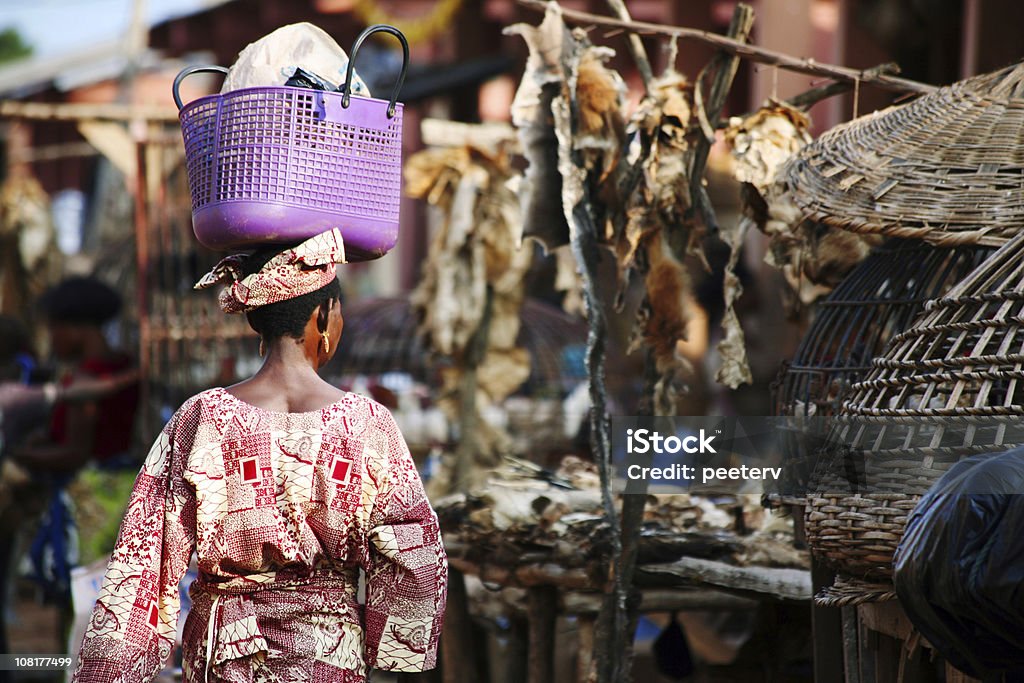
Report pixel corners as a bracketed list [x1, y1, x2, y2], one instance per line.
[807, 232, 1024, 588]
[771, 240, 991, 505]
[785, 61, 1024, 248]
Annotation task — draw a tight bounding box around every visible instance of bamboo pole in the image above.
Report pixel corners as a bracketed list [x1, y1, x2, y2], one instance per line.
[518, 0, 936, 96]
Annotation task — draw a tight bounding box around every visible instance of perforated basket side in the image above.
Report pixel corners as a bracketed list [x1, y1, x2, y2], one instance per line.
[193, 87, 403, 222]
[179, 97, 221, 211]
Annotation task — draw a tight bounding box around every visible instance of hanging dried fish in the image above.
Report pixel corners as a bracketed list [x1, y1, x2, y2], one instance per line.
[507, 5, 626, 324]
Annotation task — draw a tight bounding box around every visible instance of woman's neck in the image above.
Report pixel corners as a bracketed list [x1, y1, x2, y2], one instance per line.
[226, 335, 344, 413]
[255, 336, 319, 384]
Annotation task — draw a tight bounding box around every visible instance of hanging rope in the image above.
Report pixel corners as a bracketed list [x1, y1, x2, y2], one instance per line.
[853, 76, 861, 119]
[354, 0, 466, 44]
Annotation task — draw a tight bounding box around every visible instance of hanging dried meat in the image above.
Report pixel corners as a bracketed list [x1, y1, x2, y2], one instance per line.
[725, 102, 879, 310]
[406, 145, 533, 473]
[616, 68, 706, 402]
[0, 171, 62, 321]
[504, 8, 573, 252]
[506, 5, 626, 307]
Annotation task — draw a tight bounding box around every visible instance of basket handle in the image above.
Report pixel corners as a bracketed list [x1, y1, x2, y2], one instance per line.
[172, 65, 229, 110]
[341, 24, 410, 119]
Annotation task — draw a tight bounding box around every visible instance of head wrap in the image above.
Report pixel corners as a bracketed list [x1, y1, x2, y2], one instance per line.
[194, 229, 346, 314]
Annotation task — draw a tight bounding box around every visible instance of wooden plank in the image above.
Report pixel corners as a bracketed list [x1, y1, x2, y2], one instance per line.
[561, 588, 757, 615]
[420, 118, 519, 151]
[875, 632, 899, 683]
[634, 557, 812, 601]
[857, 602, 915, 641]
[506, 618, 529, 683]
[0, 100, 179, 122]
[945, 662, 981, 683]
[842, 606, 861, 683]
[446, 556, 594, 590]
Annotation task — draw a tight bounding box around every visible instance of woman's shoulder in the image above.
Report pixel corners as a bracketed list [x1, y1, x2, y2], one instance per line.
[340, 391, 398, 421]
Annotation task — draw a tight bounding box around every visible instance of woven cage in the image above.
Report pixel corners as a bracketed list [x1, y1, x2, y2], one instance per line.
[806, 232, 1024, 591]
[771, 240, 992, 504]
[785, 61, 1024, 247]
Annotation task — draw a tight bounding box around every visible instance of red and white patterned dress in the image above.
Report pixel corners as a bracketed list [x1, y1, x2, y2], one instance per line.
[72, 387, 447, 683]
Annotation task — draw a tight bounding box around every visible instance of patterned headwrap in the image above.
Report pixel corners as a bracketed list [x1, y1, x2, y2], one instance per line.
[194, 229, 346, 314]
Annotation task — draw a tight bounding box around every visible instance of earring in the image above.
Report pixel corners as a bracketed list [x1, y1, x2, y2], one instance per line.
[259, 337, 266, 357]
[321, 330, 330, 355]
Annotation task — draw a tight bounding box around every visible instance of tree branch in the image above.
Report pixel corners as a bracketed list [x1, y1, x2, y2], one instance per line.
[603, 0, 654, 91]
[519, 0, 936, 95]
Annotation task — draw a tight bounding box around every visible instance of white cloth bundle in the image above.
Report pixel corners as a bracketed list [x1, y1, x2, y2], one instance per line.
[221, 22, 370, 96]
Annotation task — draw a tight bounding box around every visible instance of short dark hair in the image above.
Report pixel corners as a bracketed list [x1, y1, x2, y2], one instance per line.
[240, 247, 342, 340]
[39, 276, 122, 326]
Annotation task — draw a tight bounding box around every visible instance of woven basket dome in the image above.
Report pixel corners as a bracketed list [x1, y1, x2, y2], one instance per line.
[806, 232, 1024, 591]
[785, 62, 1024, 247]
[772, 240, 992, 505]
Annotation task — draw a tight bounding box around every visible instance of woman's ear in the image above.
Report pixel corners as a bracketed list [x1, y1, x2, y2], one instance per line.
[316, 299, 331, 333]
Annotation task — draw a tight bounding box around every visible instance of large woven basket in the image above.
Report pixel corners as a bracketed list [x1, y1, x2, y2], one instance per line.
[772, 240, 991, 505]
[806, 232, 1024, 588]
[785, 61, 1024, 248]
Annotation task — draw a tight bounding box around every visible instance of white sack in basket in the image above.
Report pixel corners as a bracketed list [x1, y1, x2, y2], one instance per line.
[221, 22, 371, 96]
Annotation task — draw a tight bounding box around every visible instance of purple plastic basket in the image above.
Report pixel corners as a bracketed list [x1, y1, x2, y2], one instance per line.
[174, 25, 409, 260]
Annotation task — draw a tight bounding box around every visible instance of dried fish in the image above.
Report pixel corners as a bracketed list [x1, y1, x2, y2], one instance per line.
[437, 455, 807, 570]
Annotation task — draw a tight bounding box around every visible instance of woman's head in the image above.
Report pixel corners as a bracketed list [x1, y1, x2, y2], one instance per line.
[239, 247, 343, 365]
[38, 276, 121, 360]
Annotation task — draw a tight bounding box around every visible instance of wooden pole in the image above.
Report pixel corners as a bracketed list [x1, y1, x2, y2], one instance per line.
[441, 569, 478, 683]
[603, 0, 653, 90]
[811, 560, 845, 683]
[576, 614, 596, 683]
[133, 134, 152, 444]
[518, 0, 936, 96]
[527, 586, 558, 683]
[686, 3, 755, 237]
[506, 617, 530, 683]
[453, 287, 494, 492]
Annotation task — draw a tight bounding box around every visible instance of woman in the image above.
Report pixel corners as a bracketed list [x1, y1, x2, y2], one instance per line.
[72, 229, 448, 682]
